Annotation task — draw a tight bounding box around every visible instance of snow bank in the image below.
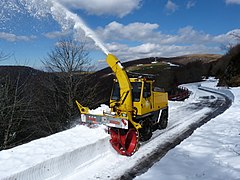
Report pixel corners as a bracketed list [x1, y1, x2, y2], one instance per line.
[199, 85, 235, 102]
[136, 85, 240, 179]
[195, 77, 235, 101]
[0, 125, 109, 180]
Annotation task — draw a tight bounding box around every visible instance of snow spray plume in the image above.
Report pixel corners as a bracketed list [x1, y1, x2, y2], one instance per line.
[15, 0, 110, 55]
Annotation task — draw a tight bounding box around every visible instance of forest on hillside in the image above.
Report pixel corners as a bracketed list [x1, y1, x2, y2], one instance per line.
[0, 39, 99, 150]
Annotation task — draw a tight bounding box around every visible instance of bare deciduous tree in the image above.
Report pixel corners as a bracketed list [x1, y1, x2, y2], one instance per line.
[0, 50, 11, 61]
[42, 38, 98, 128]
[0, 75, 34, 150]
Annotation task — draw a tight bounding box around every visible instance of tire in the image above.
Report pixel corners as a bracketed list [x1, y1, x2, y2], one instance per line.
[139, 119, 152, 141]
[159, 108, 168, 129]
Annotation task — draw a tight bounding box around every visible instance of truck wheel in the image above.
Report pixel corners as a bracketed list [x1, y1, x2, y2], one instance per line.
[139, 119, 152, 141]
[159, 108, 168, 129]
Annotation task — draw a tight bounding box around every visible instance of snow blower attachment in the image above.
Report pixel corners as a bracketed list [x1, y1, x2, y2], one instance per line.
[76, 54, 168, 156]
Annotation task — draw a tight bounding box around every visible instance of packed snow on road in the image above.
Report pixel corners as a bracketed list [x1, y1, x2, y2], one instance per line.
[136, 79, 240, 180]
[0, 78, 239, 180]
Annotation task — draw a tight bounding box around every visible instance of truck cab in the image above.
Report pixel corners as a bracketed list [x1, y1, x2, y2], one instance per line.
[110, 77, 168, 117]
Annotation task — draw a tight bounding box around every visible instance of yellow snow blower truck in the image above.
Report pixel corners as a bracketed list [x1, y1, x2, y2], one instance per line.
[76, 54, 168, 156]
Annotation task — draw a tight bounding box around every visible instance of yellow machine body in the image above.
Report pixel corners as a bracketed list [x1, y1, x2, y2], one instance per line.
[76, 54, 168, 130]
[76, 54, 169, 156]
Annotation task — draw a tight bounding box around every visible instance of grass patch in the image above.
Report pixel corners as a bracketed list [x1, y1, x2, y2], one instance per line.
[126, 62, 168, 74]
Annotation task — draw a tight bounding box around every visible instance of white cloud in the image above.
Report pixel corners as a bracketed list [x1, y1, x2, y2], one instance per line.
[44, 31, 71, 39]
[186, 1, 196, 9]
[106, 42, 222, 61]
[165, 0, 178, 13]
[57, 0, 141, 17]
[227, 29, 240, 37]
[0, 32, 36, 42]
[97, 21, 240, 60]
[131, 43, 159, 54]
[225, 0, 240, 4]
[97, 22, 239, 45]
[97, 21, 159, 41]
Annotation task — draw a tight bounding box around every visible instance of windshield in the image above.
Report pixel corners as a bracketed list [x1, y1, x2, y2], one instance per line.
[111, 82, 142, 102]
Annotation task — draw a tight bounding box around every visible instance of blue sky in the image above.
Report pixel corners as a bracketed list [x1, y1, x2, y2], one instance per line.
[0, 0, 240, 69]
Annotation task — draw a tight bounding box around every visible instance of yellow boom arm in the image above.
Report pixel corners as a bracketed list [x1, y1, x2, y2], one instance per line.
[106, 55, 132, 111]
[106, 54, 141, 130]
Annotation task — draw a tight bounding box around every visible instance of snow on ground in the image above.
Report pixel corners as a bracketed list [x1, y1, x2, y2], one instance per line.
[136, 80, 240, 180]
[65, 80, 224, 179]
[166, 62, 179, 67]
[0, 125, 109, 179]
[0, 78, 238, 180]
